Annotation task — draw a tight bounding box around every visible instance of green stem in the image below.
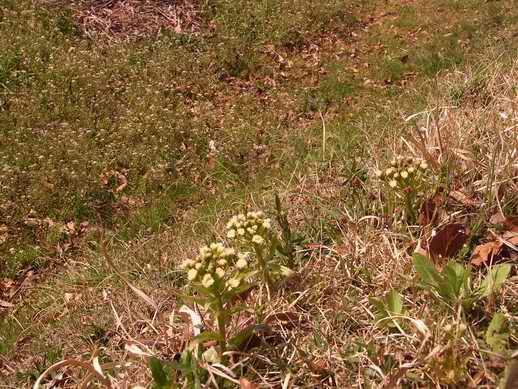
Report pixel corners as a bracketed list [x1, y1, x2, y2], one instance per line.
[215, 296, 227, 358]
[254, 245, 272, 291]
[405, 191, 416, 223]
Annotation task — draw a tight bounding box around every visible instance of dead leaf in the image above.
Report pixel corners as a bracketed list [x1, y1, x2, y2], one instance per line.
[114, 172, 128, 193]
[428, 223, 468, 260]
[418, 190, 445, 226]
[0, 224, 8, 244]
[490, 213, 518, 231]
[265, 312, 300, 329]
[449, 190, 480, 207]
[239, 378, 257, 389]
[207, 155, 216, 170]
[124, 344, 152, 357]
[471, 241, 501, 266]
[0, 299, 14, 309]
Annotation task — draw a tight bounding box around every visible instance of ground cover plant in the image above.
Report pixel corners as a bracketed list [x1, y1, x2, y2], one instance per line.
[1, 0, 518, 387]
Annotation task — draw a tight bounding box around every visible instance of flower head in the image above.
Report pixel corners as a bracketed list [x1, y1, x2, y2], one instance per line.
[183, 241, 251, 293]
[226, 210, 271, 247]
[202, 274, 214, 288]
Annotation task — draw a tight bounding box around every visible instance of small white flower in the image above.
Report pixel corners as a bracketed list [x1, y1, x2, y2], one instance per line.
[223, 247, 235, 257]
[237, 228, 245, 236]
[389, 180, 397, 188]
[215, 267, 225, 278]
[227, 229, 236, 238]
[400, 170, 409, 179]
[236, 258, 248, 269]
[195, 262, 202, 270]
[202, 274, 214, 288]
[262, 218, 271, 229]
[187, 268, 198, 281]
[199, 246, 210, 257]
[227, 278, 240, 289]
[217, 259, 227, 266]
[252, 235, 264, 245]
[247, 227, 255, 234]
[393, 172, 399, 178]
[408, 167, 415, 173]
[182, 259, 195, 269]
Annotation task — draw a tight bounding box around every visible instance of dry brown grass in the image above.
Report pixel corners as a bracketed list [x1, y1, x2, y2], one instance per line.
[50, 0, 201, 39]
[7, 57, 517, 388]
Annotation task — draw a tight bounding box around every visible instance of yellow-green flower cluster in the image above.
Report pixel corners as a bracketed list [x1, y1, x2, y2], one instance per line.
[226, 211, 271, 246]
[374, 156, 428, 189]
[182, 243, 249, 291]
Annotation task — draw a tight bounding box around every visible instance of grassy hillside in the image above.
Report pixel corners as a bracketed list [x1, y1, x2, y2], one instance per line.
[1, 0, 517, 387]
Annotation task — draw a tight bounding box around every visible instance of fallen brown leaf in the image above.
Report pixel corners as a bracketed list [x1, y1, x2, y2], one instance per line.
[239, 378, 257, 389]
[0, 299, 14, 309]
[418, 190, 445, 226]
[449, 190, 480, 207]
[471, 241, 501, 266]
[428, 223, 468, 261]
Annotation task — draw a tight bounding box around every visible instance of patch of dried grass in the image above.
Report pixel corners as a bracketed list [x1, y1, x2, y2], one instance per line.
[54, 0, 200, 40]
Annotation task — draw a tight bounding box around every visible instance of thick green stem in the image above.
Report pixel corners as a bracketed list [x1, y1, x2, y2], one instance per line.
[215, 296, 227, 358]
[255, 245, 272, 291]
[405, 192, 415, 223]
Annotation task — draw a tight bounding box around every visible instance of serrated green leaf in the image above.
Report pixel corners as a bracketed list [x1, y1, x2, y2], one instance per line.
[479, 264, 511, 297]
[485, 312, 509, 353]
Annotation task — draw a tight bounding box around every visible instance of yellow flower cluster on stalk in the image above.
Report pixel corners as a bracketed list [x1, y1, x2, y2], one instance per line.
[179, 207, 294, 363]
[375, 156, 428, 189]
[182, 243, 249, 291]
[225, 211, 272, 245]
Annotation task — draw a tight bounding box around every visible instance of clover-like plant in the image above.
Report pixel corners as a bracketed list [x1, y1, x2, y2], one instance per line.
[374, 155, 430, 222]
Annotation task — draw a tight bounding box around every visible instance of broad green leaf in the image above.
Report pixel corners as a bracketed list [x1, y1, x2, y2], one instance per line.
[438, 261, 470, 301]
[485, 312, 509, 353]
[412, 253, 441, 288]
[387, 289, 403, 315]
[443, 261, 468, 297]
[479, 264, 511, 297]
[149, 357, 170, 388]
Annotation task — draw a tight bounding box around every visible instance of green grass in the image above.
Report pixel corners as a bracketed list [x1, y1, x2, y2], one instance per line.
[1, 0, 518, 386]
